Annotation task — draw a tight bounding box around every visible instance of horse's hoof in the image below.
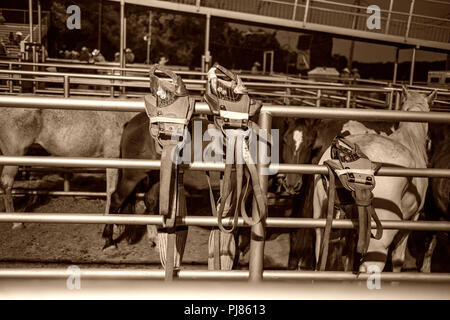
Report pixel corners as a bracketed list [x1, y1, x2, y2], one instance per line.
[12, 223, 24, 230]
[147, 239, 157, 247]
[102, 244, 118, 254]
[102, 241, 119, 253]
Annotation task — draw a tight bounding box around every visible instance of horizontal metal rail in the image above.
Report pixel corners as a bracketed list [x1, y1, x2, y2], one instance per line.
[0, 213, 449, 231]
[1, 157, 449, 178]
[1, 95, 450, 123]
[0, 69, 410, 93]
[1, 268, 450, 283]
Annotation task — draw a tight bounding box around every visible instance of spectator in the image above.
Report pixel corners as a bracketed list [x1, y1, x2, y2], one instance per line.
[15, 31, 23, 45]
[340, 68, 352, 84]
[125, 48, 135, 64]
[158, 56, 169, 66]
[91, 49, 105, 63]
[79, 46, 91, 62]
[114, 51, 120, 62]
[0, 11, 6, 24]
[8, 32, 14, 44]
[64, 50, 72, 59]
[251, 61, 261, 74]
[58, 50, 64, 58]
[0, 38, 6, 56]
[71, 50, 80, 60]
[351, 67, 360, 79]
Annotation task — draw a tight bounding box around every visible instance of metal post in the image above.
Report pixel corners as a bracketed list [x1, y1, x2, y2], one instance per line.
[395, 91, 401, 110]
[348, 0, 361, 68]
[387, 87, 394, 110]
[119, 0, 125, 72]
[110, 76, 114, 98]
[316, 89, 321, 107]
[346, 90, 351, 108]
[29, 0, 36, 93]
[204, 13, 211, 71]
[28, 0, 33, 45]
[8, 63, 13, 93]
[303, 0, 310, 26]
[63, 75, 69, 98]
[37, 0, 42, 43]
[119, 0, 125, 94]
[393, 47, 399, 84]
[410, 46, 416, 85]
[263, 52, 267, 74]
[146, 11, 152, 64]
[292, 0, 298, 20]
[405, 0, 415, 40]
[98, 0, 102, 51]
[385, 0, 394, 34]
[270, 51, 274, 74]
[249, 111, 271, 282]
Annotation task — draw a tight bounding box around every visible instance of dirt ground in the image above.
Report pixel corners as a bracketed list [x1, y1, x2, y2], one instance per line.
[0, 173, 289, 271]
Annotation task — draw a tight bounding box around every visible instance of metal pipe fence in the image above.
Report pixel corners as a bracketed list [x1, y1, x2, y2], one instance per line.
[1, 268, 450, 282]
[1, 94, 450, 283]
[0, 213, 449, 231]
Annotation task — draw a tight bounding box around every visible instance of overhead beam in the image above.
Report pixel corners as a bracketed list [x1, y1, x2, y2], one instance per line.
[106, 0, 450, 53]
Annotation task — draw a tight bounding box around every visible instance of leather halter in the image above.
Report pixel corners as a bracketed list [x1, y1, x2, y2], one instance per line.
[319, 136, 383, 271]
[204, 64, 267, 270]
[143, 64, 193, 279]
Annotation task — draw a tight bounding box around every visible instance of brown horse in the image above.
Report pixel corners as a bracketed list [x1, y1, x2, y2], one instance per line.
[417, 123, 450, 272]
[0, 106, 137, 228]
[313, 88, 436, 272]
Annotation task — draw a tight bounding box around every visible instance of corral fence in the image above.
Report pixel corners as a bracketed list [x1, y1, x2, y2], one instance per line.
[1, 94, 450, 285]
[1, 60, 450, 110]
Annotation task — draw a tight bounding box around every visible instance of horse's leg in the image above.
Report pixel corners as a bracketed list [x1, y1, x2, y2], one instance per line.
[390, 231, 411, 272]
[0, 165, 22, 229]
[104, 168, 118, 215]
[313, 175, 327, 268]
[143, 181, 159, 247]
[102, 169, 148, 250]
[359, 209, 401, 273]
[420, 234, 437, 273]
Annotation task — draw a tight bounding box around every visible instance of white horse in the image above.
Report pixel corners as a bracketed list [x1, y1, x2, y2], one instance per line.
[0, 107, 137, 229]
[313, 87, 436, 272]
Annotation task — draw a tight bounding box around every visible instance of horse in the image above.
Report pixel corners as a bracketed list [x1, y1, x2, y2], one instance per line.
[413, 123, 450, 273]
[279, 117, 395, 270]
[0, 106, 137, 228]
[313, 87, 436, 272]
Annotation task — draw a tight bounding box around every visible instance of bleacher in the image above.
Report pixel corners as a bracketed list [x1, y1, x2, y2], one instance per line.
[0, 22, 47, 59]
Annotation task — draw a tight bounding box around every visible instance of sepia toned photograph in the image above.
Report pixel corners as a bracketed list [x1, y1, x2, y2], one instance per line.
[0, 0, 449, 304]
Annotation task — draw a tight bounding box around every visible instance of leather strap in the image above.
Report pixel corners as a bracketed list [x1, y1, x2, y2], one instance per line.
[318, 165, 336, 271]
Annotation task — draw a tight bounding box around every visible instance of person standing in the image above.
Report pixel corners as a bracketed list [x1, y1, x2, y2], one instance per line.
[158, 56, 168, 65]
[125, 48, 135, 64]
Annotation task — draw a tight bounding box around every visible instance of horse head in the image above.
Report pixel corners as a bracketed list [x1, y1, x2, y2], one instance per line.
[401, 86, 436, 112]
[278, 118, 319, 196]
